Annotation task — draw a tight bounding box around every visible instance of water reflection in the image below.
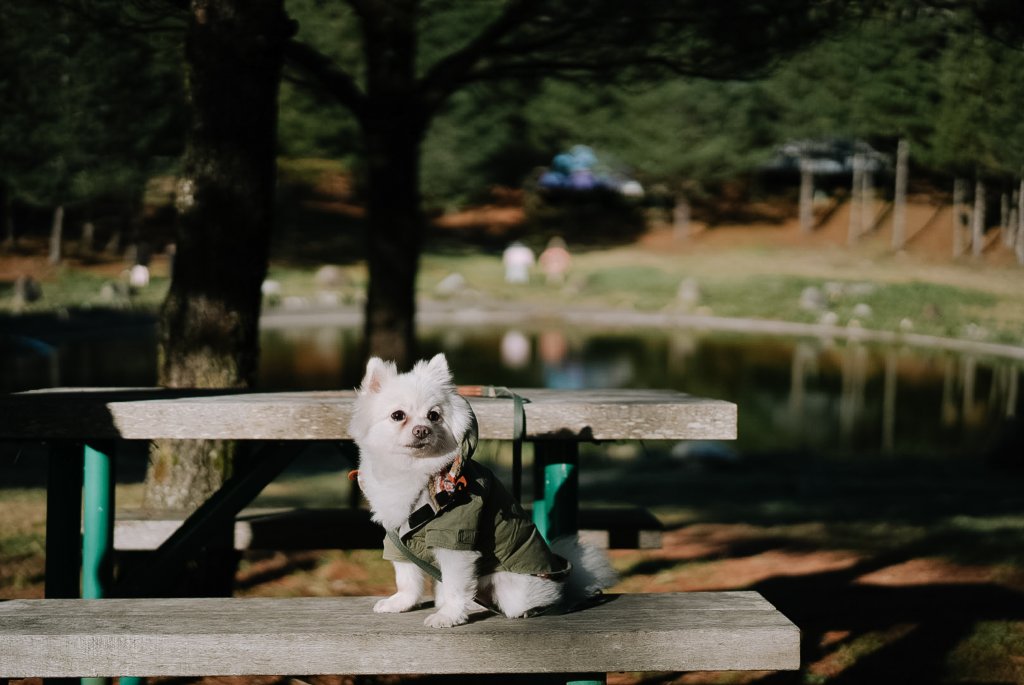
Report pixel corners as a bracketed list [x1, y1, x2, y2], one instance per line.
[500, 330, 530, 369]
[783, 340, 1021, 456]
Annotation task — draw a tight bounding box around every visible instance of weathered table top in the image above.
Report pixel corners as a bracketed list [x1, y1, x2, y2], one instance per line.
[0, 387, 736, 441]
[0, 592, 797, 677]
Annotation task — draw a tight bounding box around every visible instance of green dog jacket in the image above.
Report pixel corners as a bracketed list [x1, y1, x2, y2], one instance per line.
[382, 460, 566, 577]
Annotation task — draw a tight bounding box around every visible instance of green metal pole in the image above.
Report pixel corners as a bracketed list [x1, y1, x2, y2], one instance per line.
[82, 443, 115, 685]
[534, 446, 600, 685]
[532, 441, 579, 542]
[82, 443, 114, 600]
[80, 444, 145, 685]
[544, 460, 578, 540]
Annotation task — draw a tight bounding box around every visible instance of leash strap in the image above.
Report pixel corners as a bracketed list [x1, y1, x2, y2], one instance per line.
[386, 527, 443, 582]
[458, 385, 528, 502]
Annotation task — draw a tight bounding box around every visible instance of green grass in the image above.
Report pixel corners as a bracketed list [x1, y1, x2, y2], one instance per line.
[946, 621, 1024, 683]
[4, 205, 1024, 347]
[7, 256, 1017, 347]
[417, 249, 1024, 341]
[0, 268, 170, 314]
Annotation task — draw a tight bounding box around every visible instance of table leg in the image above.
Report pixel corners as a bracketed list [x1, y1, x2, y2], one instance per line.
[44, 443, 84, 685]
[531, 447, 602, 685]
[82, 442, 115, 600]
[81, 442, 117, 685]
[531, 441, 579, 541]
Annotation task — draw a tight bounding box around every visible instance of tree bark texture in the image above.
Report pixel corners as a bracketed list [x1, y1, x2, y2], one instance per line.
[359, 1, 425, 370]
[145, 0, 288, 511]
[362, 120, 425, 370]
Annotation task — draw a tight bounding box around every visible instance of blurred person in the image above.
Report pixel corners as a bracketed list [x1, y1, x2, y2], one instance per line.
[539, 237, 572, 285]
[502, 241, 535, 284]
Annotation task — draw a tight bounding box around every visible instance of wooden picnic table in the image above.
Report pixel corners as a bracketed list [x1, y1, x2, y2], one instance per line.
[0, 386, 800, 684]
[0, 386, 736, 599]
[0, 387, 736, 441]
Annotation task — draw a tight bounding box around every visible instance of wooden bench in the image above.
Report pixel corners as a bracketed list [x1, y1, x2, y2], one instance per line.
[0, 593, 799, 681]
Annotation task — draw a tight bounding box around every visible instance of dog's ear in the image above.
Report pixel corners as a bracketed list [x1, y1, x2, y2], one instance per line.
[420, 353, 454, 387]
[360, 357, 397, 394]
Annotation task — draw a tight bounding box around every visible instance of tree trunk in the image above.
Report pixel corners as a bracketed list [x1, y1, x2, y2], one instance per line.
[892, 138, 909, 250]
[972, 177, 986, 258]
[80, 221, 95, 258]
[1017, 177, 1024, 265]
[1008, 188, 1019, 251]
[48, 205, 64, 265]
[861, 165, 874, 236]
[672, 193, 691, 241]
[1000, 191, 1012, 248]
[1, 184, 15, 249]
[953, 178, 967, 257]
[848, 154, 863, 245]
[362, 120, 425, 369]
[798, 158, 814, 234]
[360, 1, 423, 370]
[145, 0, 287, 512]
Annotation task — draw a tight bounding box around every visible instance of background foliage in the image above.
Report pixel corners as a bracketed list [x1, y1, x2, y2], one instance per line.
[2, 2, 1023, 233]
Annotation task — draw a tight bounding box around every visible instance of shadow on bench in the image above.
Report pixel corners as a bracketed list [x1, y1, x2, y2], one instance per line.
[0, 592, 799, 680]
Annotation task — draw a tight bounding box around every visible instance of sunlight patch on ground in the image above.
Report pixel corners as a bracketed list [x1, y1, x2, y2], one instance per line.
[856, 557, 1016, 587]
[807, 623, 917, 681]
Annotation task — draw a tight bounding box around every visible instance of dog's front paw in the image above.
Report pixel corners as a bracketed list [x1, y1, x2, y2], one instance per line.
[374, 593, 418, 614]
[424, 609, 468, 628]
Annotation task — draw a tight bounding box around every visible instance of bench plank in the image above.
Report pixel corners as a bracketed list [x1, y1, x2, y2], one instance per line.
[0, 593, 798, 677]
[0, 388, 736, 441]
[113, 506, 664, 551]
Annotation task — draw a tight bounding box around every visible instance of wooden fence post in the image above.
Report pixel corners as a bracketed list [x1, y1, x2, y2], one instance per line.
[892, 139, 909, 250]
[973, 177, 986, 258]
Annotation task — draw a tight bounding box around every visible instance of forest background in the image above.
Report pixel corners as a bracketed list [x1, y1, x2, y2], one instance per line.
[3, 1, 1024, 255]
[3, 3, 1024, 683]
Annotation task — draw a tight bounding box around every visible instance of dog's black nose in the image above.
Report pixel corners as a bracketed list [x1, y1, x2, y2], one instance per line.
[412, 424, 432, 440]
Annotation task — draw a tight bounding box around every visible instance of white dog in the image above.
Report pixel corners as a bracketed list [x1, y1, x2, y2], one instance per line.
[349, 353, 616, 628]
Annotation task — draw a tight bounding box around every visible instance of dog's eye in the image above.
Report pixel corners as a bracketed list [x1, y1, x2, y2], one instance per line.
[390, 410, 406, 422]
[427, 410, 441, 422]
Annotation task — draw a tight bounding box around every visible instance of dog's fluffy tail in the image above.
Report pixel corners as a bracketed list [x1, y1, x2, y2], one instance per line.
[550, 535, 618, 606]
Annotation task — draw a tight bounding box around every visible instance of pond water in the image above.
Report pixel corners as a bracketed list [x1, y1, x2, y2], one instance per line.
[266, 325, 1022, 459]
[6, 321, 1020, 459]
